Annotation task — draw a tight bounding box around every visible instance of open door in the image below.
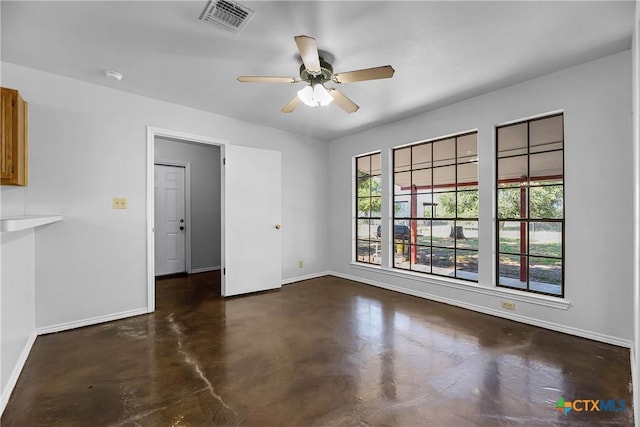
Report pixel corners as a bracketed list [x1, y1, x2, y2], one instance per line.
[223, 145, 282, 297]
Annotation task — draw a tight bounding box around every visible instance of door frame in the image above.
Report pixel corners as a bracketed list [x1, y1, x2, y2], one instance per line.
[154, 161, 191, 275]
[146, 126, 228, 313]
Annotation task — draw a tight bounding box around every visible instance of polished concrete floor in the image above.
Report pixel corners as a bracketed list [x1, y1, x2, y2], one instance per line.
[2, 273, 634, 426]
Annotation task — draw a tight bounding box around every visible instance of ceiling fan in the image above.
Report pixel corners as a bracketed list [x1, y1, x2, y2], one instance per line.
[237, 35, 395, 114]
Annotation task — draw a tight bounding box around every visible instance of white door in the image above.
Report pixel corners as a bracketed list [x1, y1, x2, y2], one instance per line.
[155, 164, 186, 276]
[223, 145, 282, 296]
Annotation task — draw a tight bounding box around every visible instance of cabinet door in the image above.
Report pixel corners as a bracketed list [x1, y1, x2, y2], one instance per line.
[1, 87, 28, 186]
[1, 88, 14, 180]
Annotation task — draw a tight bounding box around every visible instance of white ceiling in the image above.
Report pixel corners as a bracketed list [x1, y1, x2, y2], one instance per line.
[1, 1, 634, 141]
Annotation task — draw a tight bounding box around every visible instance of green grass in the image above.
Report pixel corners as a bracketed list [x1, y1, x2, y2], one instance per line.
[499, 237, 561, 259]
[415, 235, 479, 249]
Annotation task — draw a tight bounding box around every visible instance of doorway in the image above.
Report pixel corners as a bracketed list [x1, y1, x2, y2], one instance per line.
[147, 128, 226, 312]
[155, 136, 223, 278]
[146, 127, 283, 313]
[153, 139, 221, 298]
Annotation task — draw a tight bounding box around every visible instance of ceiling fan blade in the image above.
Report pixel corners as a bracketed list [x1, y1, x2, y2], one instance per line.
[281, 96, 301, 113]
[333, 65, 395, 83]
[294, 35, 321, 75]
[237, 76, 297, 83]
[328, 89, 359, 113]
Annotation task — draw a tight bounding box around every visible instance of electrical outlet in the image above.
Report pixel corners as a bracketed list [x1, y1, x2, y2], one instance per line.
[501, 301, 516, 310]
[112, 198, 128, 209]
[298, 260, 303, 268]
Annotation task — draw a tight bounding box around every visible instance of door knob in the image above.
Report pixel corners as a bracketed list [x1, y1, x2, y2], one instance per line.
[180, 226, 185, 231]
[275, 224, 281, 230]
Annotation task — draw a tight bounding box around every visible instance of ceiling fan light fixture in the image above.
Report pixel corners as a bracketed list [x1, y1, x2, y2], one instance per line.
[238, 35, 393, 113]
[297, 85, 313, 106]
[297, 83, 333, 108]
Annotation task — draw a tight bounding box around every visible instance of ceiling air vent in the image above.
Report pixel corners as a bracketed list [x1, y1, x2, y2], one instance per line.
[200, 0, 254, 34]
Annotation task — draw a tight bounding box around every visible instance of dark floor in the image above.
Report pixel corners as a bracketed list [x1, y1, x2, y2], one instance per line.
[1, 273, 634, 426]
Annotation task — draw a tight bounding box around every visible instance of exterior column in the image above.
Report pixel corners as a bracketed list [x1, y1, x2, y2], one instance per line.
[411, 186, 418, 264]
[520, 175, 528, 283]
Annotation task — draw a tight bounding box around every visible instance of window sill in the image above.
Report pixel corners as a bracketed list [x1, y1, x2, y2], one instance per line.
[349, 261, 570, 310]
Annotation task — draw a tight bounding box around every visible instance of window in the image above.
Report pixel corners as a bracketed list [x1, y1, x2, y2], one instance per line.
[355, 153, 382, 265]
[496, 113, 564, 296]
[392, 132, 478, 281]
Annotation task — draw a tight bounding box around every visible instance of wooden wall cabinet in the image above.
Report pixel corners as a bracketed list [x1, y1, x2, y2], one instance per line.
[1, 87, 28, 186]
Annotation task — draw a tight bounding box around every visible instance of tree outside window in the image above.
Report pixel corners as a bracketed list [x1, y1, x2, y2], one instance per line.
[392, 132, 479, 281]
[496, 114, 564, 297]
[355, 153, 381, 265]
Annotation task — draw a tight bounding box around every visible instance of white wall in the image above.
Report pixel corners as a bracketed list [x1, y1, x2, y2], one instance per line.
[0, 228, 36, 413]
[0, 62, 330, 330]
[0, 99, 37, 413]
[155, 137, 221, 271]
[329, 51, 633, 345]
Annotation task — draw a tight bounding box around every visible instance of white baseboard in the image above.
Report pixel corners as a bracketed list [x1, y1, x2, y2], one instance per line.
[1, 329, 37, 415]
[282, 271, 331, 286]
[190, 266, 220, 274]
[36, 308, 148, 335]
[330, 271, 632, 349]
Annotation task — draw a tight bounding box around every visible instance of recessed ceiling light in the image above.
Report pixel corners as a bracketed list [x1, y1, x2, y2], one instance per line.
[104, 70, 124, 81]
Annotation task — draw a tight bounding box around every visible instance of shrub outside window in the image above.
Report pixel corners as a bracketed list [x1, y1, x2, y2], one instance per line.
[392, 132, 478, 281]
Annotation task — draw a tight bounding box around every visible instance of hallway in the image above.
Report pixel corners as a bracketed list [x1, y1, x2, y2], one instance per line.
[1, 273, 633, 425]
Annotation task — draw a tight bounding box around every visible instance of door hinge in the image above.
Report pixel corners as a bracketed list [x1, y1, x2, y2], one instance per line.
[11, 100, 15, 107]
[223, 158, 226, 165]
[223, 268, 226, 275]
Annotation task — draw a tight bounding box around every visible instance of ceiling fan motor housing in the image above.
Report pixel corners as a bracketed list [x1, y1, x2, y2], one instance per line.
[299, 57, 334, 83]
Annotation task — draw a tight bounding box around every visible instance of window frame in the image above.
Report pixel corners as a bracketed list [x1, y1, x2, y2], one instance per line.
[391, 131, 479, 282]
[495, 113, 565, 298]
